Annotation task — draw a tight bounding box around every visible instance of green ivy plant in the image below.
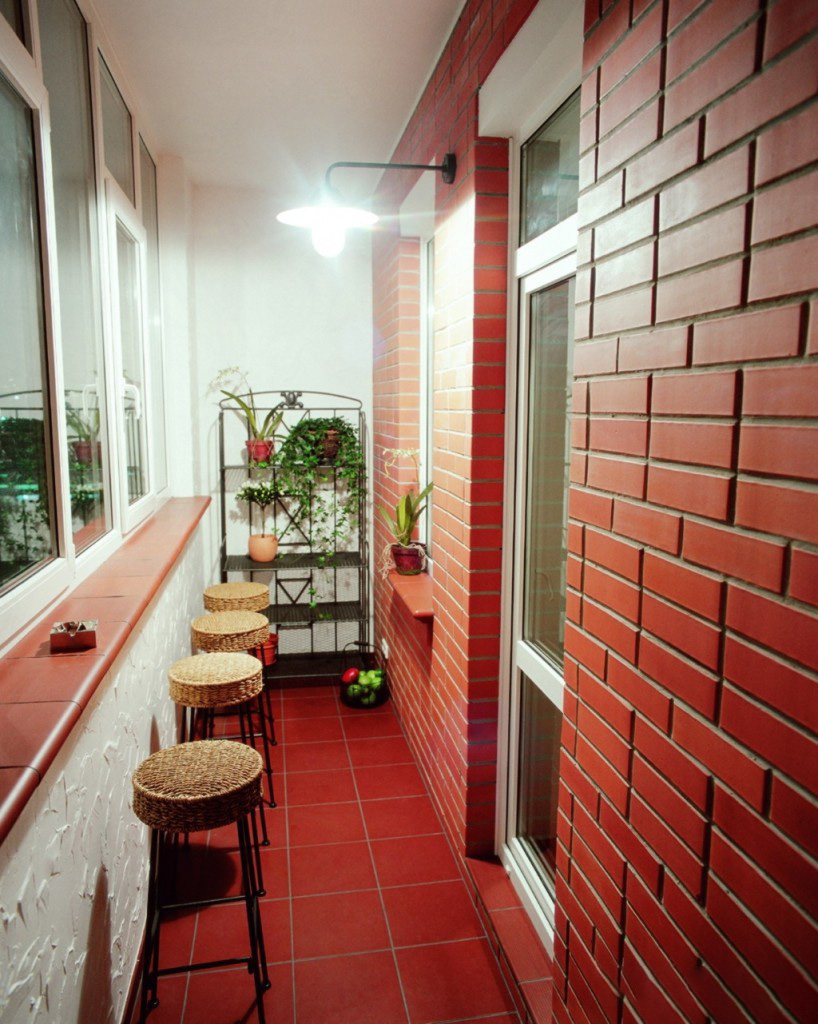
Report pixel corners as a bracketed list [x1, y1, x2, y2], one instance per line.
[235, 479, 298, 539]
[274, 416, 365, 563]
[0, 416, 52, 576]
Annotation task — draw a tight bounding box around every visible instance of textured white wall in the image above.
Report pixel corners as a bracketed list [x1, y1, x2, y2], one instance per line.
[0, 524, 207, 1024]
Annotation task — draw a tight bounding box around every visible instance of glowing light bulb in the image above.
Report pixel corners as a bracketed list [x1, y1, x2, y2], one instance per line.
[311, 220, 346, 258]
[277, 186, 378, 257]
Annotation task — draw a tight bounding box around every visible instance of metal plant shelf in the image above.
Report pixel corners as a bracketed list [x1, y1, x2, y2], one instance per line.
[265, 600, 364, 626]
[218, 389, 369, 687]
[263, 652, 348, 683]
[224, 551, 362, 572]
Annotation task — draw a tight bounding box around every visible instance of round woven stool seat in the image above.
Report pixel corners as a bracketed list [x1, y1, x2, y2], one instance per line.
[169, 652, 263, 708]
[133, 740, 263, 833]
[204, 581, 269, 613]
[191, 610, 269, 652]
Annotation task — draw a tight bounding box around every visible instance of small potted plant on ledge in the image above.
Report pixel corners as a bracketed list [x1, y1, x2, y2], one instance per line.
[378, 446, 433, 576]
[379, 483, 433, 575]
[66, 406, 101, 466]
[235, 479, 288, 562]
[209, 366, 283, 463]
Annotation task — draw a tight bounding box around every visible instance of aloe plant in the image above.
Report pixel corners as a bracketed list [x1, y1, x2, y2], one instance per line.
[378, 482, 433, 547]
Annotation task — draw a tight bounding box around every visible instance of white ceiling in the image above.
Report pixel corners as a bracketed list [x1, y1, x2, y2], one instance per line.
[93, 0, 465, 204]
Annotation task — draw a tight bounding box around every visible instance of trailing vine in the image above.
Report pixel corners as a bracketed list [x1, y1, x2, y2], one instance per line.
[274, 416, 365, 565]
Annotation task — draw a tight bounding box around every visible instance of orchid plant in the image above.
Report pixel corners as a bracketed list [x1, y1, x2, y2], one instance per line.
[208, 366, 283, 441]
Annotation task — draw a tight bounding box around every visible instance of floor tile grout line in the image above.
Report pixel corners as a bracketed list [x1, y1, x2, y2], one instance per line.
[336, 690, 414, 1024]
[275, 697, 298, 1024]
[384, 692, 525, 1024]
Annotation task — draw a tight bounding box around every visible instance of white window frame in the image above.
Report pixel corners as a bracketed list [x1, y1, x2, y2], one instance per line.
[479, 0, 583, 952]
[0, 3, 167, 651]
[0, 15, 74, 640]
[105, 181, 157, 532]
[502, 245, 576, 944]
[418, 235, 435, 555]
[399, 172, 436, 560]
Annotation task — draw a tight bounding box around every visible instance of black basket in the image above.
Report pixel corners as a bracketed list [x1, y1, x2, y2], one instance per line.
[339, 641, 389, 710]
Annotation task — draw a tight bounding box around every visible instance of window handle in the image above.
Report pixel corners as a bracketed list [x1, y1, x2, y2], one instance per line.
[81, 383, 98, 420]
[122, 381, 142, 420]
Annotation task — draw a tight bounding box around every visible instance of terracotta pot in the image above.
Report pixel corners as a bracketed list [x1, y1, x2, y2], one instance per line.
[391, 543, 424, 576]
[246, 438, 274, 462]
[257, 631, 278, 667]
[248, 534, 279, 562]
[71, 440, 101, 465]
[321, 428, 340, 462]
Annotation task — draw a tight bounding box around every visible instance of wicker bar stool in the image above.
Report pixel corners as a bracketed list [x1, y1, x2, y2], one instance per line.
[168, 651, 273, 862]
[202, 583, 278, 745]
[191, 610, 270, 652]
[191, 612, 276, 805]
[132, 740, 270, 1024]
[203, 581, 269, 613]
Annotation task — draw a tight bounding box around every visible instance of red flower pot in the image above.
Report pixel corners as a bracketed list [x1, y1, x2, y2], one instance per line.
[246, 438, 274, 462]
[71, 440, 101, 465]
[391, 543, 425, 576]
[258, 632, 278, 667]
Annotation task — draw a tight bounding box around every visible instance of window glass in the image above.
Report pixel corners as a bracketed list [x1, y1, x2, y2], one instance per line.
[140, 137, 167, 491]
[516, 671, 562, 880]
[422, 236, 434, 551]
[99, 55, 134, 201]
[39, 0, 109, 550]
[114, 219, 148, 504]
[520, 90, 580, 244]
[0, 0, 26, 45]
[0, 72, 56, 591]
[522, 277, 575, 668]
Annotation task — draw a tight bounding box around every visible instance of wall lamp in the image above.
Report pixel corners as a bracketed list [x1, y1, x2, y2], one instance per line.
[277, 153, 457, 257]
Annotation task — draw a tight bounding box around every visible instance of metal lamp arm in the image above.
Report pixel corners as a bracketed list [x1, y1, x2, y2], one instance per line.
[324, 152, 456, 189]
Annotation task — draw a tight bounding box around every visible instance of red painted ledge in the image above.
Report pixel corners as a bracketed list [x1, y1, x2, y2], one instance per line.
[0, 496, 210, 846]
[388, 570, 434, 620]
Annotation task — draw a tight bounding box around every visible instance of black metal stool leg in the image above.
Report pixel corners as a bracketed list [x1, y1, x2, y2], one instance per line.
[239, 704, 270, 848]
[255, 692, 276, 807]
[139, 829, 161, 1022]
[237, 815, 270, 1021]
[239, 704, 271, 883]
[263, 683, 277, 745]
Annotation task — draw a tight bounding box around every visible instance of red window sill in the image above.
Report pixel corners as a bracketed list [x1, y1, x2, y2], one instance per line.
[0, 497, 210, 846]
[388, 570, 434, 620]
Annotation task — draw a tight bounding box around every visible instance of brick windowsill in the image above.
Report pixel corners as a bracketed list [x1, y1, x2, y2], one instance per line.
[465, 856, 554, 1024]
[388, 570, 434, 620]
[0, 497, 210, 846]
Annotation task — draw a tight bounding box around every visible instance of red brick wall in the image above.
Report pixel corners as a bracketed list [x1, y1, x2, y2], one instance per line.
[371, 0, 532, 855]
[555, 1, 818, 1022]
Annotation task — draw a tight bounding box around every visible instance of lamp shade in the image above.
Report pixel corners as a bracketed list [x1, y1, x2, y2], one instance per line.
[277, 186, 378, 256]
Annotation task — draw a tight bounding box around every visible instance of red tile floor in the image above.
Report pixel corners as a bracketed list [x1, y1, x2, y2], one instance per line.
[131, 684, 524, 1024]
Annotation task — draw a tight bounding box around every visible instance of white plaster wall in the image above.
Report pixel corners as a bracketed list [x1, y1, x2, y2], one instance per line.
[157, 154, 197, 499]
[0, 524, 208, 1024]
[187, 184, 374, 503]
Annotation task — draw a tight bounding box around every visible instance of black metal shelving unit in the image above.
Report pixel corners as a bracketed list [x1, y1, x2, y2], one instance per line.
[218, 390, 368, 686]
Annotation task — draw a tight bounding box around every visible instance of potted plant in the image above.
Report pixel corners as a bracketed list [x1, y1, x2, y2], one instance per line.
[235, 479, 288, 561]
[66, 406, 101, 465]
[209, 367, 284, 462]
[378, 483, 433, 574]
[378, 447, 433, 575]
[275, 416, 365, 562]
